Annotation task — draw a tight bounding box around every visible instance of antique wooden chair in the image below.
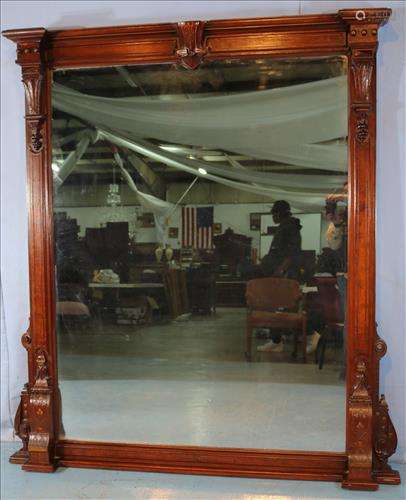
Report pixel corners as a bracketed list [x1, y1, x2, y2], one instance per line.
[312, 277, 345, 370]
[245, 277, 307, 362]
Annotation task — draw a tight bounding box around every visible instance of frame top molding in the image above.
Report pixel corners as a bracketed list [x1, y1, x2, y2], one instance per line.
[3, 8, 391, 70]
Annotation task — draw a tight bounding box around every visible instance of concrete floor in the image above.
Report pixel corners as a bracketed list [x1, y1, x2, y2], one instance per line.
[1, 442, 405, 500]
[58, 308, 345, 450]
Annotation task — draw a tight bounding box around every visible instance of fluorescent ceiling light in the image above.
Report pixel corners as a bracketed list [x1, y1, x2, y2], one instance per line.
[159, 145, 183, 153]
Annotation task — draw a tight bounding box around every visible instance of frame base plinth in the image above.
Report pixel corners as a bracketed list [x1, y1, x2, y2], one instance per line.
[376, 467, 401, 485]
[9, 448, 28, 464]
[341, 478, 379, 491]
[22, 463, 57, 473]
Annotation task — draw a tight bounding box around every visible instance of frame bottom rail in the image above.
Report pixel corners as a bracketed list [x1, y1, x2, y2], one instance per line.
[55, 440, 347, 482]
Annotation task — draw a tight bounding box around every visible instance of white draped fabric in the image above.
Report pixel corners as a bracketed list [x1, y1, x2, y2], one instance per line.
[99, 128, 330, 211]
[113, 151, 175, 244]
[54, 130, 99, 187]
[52, 76, 348, 171]
[222, 154, 345, 191]
[53, 77, 348, 211]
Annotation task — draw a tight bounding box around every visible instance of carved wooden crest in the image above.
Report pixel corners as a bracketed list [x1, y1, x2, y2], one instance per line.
[176, 21, 207, 70]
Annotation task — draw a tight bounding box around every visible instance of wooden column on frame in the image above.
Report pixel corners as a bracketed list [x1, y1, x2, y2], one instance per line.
[338, 8, 399, 490]
[3, 28, 59, 472]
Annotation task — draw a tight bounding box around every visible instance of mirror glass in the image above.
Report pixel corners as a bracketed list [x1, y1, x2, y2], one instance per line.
[52, 56, 348, 450]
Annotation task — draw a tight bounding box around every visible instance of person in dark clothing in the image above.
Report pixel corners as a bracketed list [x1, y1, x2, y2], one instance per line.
[325, 185, 348, 379]
[257, 200, 303, 352]
[261, 200, 302, 279]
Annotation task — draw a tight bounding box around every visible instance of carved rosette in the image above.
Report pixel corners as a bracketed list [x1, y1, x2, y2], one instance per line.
[338, 8, 391, 28]
[374, 334, 387, 360]
[21, 327, 32, 350]
[176, 21, 207, 70]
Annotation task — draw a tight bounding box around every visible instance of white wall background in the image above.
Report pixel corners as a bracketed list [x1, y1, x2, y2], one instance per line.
[55, 202, 326, 256]
[55, 203, 276, 249]
[1, 1, 405, 462]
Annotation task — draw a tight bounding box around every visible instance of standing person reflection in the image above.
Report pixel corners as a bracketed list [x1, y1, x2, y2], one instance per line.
[325, 183, 348, 379]
[257, 200, 302, 352]
[261, 200, 302, 279]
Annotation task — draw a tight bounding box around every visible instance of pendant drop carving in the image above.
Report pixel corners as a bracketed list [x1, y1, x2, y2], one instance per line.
[176, 21, 207, 70]
[355, 113, 369, 144]
[26, 116, 45, 154]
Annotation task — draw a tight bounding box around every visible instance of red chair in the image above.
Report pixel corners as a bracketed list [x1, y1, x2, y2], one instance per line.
[245, 277, 307, 362]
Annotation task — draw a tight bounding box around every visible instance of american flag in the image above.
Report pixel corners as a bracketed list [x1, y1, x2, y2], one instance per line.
[182, 206, 213, 249]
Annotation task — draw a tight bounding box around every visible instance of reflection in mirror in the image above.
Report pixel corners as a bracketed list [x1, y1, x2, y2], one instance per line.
[52, 57, 348, 450]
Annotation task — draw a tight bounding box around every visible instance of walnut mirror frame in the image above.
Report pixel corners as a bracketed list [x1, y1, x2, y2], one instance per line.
[3, 7, 401, 491]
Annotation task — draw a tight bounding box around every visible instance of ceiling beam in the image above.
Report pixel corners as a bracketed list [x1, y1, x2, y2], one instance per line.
[125, 152, 166, 198]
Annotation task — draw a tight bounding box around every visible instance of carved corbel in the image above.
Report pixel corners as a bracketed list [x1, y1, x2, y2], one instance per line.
[175, 21, 207, 70]
[9, 384, 30, 464]
[373, 395, 400, 484]
[3, 29, 47, 155]
[22, 348, 56, 472]
[350, 59, 373, 147]
[342, 359, 377, 490]
[21, 59, 45, 154]
[339, 9, 391, 151]
[372, 333, 400, 485]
